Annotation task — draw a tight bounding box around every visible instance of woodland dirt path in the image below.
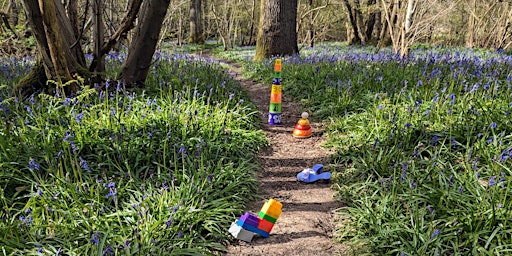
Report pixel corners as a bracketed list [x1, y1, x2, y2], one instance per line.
[196, 52, 346, 256]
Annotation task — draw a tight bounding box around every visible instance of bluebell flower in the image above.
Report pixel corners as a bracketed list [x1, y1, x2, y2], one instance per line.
[427, 205, 435, 215]
[79, 157, 91, 172]
[106, 187, 117, 198]
[70, 141, 79, 153]
[405, 123, 412, 128]
[449, 94, 456, 106]
[430, 229, 441, 240]
[400, 170, 407, 182]
[74, 112, 84, 123]
[29, 95, 36, 104]
[489, 176, 497, 186]
[90, 232, 99, 244]
[25, 106, 33, 116]
[459, 186, 464, 194]
[372, 138, 379, 149]
[102, 245, 114, 256]
[476, 172, 480, 179]
[431, 135, 439, 146]
[116, 81, 122, 92]
[54, 150, 63, 159]
[207, 174, 214, 183]
[490, 122, 497, 129]
[165, 220, 172, 228]
[451, 137, 457, 149]
[63, 130, 74, 141]
[178, 145, 187, 157]
[29, 158, 39, 171]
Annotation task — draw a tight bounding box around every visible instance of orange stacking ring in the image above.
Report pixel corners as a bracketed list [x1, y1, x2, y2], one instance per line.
[294, 124, 311, 130]
[270, 93, 282, 103]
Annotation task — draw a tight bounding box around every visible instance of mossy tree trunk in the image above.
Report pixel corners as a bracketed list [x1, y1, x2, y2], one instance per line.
[17, 0, 86, 96]
[254, 0, 299, 61]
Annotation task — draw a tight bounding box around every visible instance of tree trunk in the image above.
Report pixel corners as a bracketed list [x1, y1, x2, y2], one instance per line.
[466, 0, 477, 48]
[88, 0, 143, 72]
[307, 0, 315, 47]
[342, 0, 363, 44]
[92, 0, 105, 79]
[254, 0, 299, 61]
[118, 0, 170, 87]
[17, 0, 86, 95]
[9, 0, 19, 26]
[189, 0, 204, 44]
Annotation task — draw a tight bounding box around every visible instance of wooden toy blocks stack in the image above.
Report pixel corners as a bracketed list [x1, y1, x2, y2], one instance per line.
[229, 199, 283, 242]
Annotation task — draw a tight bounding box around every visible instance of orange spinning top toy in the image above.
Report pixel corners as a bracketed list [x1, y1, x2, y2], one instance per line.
[292, 112, 312, 138]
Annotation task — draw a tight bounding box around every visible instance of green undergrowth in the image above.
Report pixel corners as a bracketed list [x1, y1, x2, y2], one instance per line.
[0, 52, 267, 255]
[217, 43, 512, 255]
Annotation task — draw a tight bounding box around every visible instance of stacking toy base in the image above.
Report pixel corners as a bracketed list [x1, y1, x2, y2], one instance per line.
[292, 129, 312, 138]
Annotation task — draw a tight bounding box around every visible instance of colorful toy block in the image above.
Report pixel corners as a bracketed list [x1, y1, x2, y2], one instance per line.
[239, 212, 259, 227]
[229, 221, 255, 242]
[229, 199, 282, 242]
[257, 218, 275, 233]
[237, 219, 269, 238]
[259, 198, 282, 220]
[258, 211, 277, 223]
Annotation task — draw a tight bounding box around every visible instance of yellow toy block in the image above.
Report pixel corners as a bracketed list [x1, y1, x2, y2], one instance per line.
[259, 199, 282, 220]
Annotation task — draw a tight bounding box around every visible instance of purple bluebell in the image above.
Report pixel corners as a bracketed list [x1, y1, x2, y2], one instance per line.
[29, 158, 39, 171]
[427, 205, 435, 215]
[102, 245, 113, 256]
[70, 141, 79, 153]
[489, 176, 497, 186]
[449, 94, 456, 106]
[430, 229, 441, 240]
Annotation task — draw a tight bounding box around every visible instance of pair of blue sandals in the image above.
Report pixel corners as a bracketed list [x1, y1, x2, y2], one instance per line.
[296, 164, 331, 183]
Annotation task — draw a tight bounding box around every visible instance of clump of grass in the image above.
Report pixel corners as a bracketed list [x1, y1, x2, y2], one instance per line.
[0, 52, 267, 255]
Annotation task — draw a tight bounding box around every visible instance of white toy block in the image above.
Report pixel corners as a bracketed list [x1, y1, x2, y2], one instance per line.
[229, 221, 255, 242]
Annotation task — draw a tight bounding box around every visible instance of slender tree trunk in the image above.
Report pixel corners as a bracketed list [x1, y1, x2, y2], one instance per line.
[466, 0, 476, 48]
[118, 0, 170, 87]
[342, 0, 363, 44]
[92, 0, 105, 77]
[254, 0, 299, 61]
[189, 0, 204, 44]
[307, 0, 315, 47]
[9, 0, 19, 26]
[365, 0, 377, 43]
[88, 0, 143, 72]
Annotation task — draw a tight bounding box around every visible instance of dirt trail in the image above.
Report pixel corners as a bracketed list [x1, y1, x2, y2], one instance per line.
[197, 52, 345, 256]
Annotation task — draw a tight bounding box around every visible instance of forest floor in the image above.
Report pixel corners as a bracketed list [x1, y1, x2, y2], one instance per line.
[197, 51, 347, 256]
